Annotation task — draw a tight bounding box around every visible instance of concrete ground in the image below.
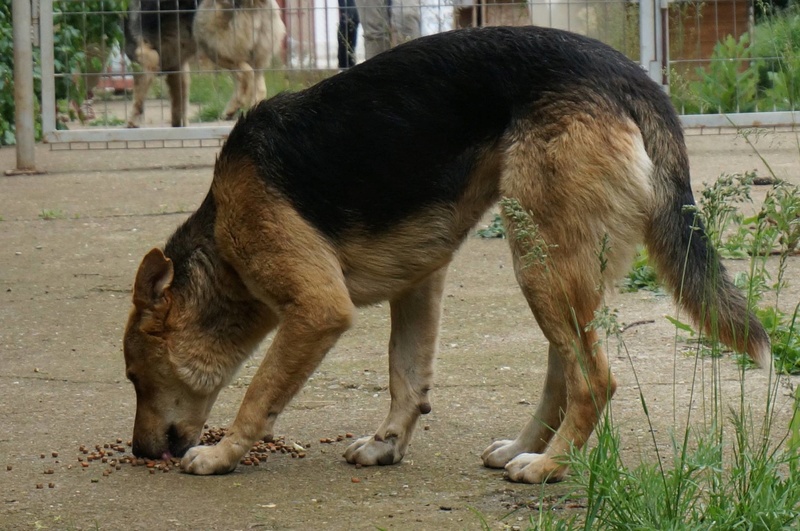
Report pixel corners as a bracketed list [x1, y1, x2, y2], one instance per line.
[1, 129, 799, 530]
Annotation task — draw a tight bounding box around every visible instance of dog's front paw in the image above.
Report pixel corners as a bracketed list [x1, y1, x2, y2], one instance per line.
[180, 444, 239, 475]
[504, 453, 566, 484]
[343, 435, 404, 466]
[481, 439, 521, 468]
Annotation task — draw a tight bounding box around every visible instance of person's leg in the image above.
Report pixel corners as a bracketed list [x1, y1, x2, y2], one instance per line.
[337, 0, 349, 68]
[390, 0, 421, 44]
[356, 0, 391, 59]
[345, 0, 360, 66]
[338, 0, 360, 67]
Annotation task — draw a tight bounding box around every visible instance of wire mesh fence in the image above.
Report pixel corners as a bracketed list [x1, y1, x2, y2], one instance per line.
[36, 0, 800, 148]
[41, 0, 643, 147]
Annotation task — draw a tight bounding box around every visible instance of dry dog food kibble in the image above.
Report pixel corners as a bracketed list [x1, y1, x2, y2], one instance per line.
[31, 428, 355, 485]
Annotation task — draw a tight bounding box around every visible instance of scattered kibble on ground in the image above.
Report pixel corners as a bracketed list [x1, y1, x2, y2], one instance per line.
[27, 427, 355, 489]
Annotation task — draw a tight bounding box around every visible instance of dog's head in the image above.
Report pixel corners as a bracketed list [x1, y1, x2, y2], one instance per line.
[123, 248, 223, 460]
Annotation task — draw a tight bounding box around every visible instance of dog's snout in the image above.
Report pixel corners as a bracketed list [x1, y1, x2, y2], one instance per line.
[131, 423, 172, 459]
[167, 424, 195, 458]
[132, 424, 196, 459]
[131, 437, 163, 460]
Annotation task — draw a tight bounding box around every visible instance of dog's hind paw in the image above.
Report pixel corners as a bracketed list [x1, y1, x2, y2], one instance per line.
[180, 444, 240, 475]
[343, 435, 404, 466]
[504, 453, 566, 484]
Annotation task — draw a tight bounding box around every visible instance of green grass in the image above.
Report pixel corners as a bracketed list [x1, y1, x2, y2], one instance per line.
[476, 212, 506, 239]
[621, 247, 660, 293]
[670, 5, 800, 114]
[190, 69, 321, 123]
[38, 209, 66, 220]
[88, 114, 126, 127]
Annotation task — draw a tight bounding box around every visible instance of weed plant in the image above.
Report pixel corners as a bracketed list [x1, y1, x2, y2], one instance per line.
[622, 247, 660, 293]
[672, 4, 800, 114]
[38, 209, 66, 220]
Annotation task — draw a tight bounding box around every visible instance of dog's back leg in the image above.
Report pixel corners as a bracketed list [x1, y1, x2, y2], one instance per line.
[127, 43, 159, 128]
[481, 106, 654, 483]
[165, 62, 191, 127]
[483, 249, 613, 483]
[344, 266, 448, 466]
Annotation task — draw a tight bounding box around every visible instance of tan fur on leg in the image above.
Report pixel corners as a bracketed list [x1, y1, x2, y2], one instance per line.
[181, 161, 355, 474]
[483, 107, 653, 483]
[344, 266, 448, 465]
[226, 62, 254, 120]
[127, 44, 159, 128]
[482, 344, 566, 467]
[166, 64, 190, 127]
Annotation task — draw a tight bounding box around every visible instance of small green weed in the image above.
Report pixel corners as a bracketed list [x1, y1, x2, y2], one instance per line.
[88, 115, 126, 127]
[621, 247, 660, 292]
[694, 171, 757, 258]
[759, 305, 800, 374]
[476, 212, 505, 238]
[39, 209, 65, 220]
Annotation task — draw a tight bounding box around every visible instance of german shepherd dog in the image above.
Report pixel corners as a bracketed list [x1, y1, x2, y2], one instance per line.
[125, 0, 285, 128]
[123, 26, 770, 483]
[194, 0, 286, 120]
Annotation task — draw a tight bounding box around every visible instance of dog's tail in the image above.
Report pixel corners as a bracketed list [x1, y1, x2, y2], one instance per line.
[643, 124, 771, 368]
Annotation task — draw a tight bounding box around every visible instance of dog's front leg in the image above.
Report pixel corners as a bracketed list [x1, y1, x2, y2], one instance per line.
[181, 299, 353, 475]
[223, 62, 255, 120]
[344, 267, 447, 466]
[127, 44, 159, 128]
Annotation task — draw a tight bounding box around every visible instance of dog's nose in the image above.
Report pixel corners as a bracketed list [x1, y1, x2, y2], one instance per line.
[131, 439, 161, 459]
[131, 431, 170, 460]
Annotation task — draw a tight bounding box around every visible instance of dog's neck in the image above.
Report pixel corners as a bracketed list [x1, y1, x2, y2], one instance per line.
[165, 193, 274, 388]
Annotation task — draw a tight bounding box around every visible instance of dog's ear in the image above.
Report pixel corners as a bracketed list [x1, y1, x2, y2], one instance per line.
[133, 248, 174, 310]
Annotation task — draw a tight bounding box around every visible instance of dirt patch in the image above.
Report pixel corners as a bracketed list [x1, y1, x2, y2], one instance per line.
[1, 132, 798, 529]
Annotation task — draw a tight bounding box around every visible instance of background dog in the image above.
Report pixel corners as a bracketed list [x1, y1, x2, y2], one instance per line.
[125, 0, 198, 128]
[125, 0, 284, 128]
[194, 0, 286, 120]
[123, 26, 770, 483]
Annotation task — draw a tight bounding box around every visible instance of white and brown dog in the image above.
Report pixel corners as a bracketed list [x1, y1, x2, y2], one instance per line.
[124, 0, 285, 127]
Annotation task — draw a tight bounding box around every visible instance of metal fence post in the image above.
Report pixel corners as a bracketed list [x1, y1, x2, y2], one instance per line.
[7, 0, 41, 175]
[639, 0, 664, 87]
